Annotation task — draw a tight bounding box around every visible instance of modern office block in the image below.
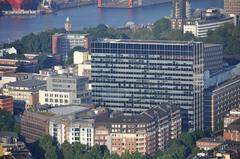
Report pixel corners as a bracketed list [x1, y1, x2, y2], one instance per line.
[91, 39, 204, 131]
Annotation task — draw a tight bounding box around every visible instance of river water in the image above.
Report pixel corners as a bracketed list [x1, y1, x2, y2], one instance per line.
[0, 0, 223, 42]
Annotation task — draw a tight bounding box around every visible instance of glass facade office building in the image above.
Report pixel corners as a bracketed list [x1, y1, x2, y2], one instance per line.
[91, 39, 204, 131]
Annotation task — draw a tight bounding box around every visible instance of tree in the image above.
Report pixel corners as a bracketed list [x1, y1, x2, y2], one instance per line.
[39, 135, 58, 159]
[0, 109, 17, 132]
[153, 18, 171, 39]
[36, 54, 57, 69]
[66, 46, 86, 64]
[61, 141, 73, 159]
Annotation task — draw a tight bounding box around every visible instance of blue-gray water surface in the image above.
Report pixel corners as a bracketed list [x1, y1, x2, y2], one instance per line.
[0, 0, 223, 42]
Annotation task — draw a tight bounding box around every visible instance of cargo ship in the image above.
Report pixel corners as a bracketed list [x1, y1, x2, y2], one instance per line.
[97, 0, 171, 8]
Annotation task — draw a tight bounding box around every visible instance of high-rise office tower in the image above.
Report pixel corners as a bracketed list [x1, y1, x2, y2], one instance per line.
[91, 39, 204, 131]
[171, 0, 190, 30]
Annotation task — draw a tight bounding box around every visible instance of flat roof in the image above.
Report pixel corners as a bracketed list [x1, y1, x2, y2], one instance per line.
[0, 95, 11, 99]
[93, 39, 203, 45]
[7, 79, 46, 88]
[48, 105, 90, 116]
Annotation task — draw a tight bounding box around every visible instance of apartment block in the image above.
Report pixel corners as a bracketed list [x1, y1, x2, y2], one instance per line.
[91, 39, 204, 131]
[94, 103, 181, 155]
[3, 80, 46, 109]
[204, 76, 240, 132]
[39, 74, 91, 106]
[73, 51, 91, 79]
[224, 0, 240, 24]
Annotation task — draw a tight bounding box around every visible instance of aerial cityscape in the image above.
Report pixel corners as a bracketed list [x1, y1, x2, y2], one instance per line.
[0, 0, 240, 159]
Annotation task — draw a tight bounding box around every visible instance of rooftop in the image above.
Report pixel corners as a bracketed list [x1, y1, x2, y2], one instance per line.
[93, 39, 202, 45]
[227, 118, 240, 130]
[0, 131, 18, 139]
[7, 79, 46, 88]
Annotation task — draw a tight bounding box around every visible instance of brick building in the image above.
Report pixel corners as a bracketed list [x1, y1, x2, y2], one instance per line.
[224, 118, 240, 142]
[0, 96, 13, 113]
[21, 111, 53, 143]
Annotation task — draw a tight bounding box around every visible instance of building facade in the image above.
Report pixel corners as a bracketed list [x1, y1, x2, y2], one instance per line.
[3, 80, 46, 109]
[224, 0, 240, 25]
[0, 96, 13, 112]
[224, 118, 240, 142]
[204, 76, 240, 132]
[21, 111, 53, 143]
[52, 33, 89, 61]
[39, 75, 91, 106]
[91, 39, 204, 131]
[95, 104, 181, 155]
[171, 0, 191, 30]
[184, 9, 234, 37]
[204, 44, 223, 75]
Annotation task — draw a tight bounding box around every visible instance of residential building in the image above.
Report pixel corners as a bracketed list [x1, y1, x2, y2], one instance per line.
[91, 39, 204, 131]
[224, 0, 240, 25]
[94, 103, 181, 155]
[3, 80, 46, 109]
[183, 9, 234, 37]
[48, 105, 98, 146]
[204, 76, 240, 132]
[171, 0, 191, 30]
[52, 33, 89, 61]
[39, 74, 91, 106]
[196, 137, 224, 151]
[21, 111, 53, 143]
[224, 118, 240, 142]
[204, 44, 223, 75]
[0, 96, 13, 113]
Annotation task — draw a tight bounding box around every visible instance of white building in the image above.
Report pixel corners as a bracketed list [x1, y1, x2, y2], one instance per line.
[184, 9, 234, 37]
[0, 47, 17, 57]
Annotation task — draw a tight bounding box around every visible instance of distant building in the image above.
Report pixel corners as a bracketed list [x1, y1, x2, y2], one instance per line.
[0, 47, 17, 57]
[196, 137, 224, 151]
[224, 118, 240, 142]
[0, 73, 32, 89]
[0, 96, 13, 113]
[224, 0, 240, 25]
[171, 0, 191, 30]
[39, 74, 91, 106]
[204, 76, 240, 132]
[91, 39, 204, 131]
[64, 17, 72, 32]
[3, 80, 46, 109]
[184, 9, 234, 37]
[95, 103, 181, 155]
[52, 33, 89, 61]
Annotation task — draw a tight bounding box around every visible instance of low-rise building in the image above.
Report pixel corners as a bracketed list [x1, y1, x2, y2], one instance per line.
[39, 74, 91, 106]
[0, 96, 13, 113]
[196, 137, 224, 151]
[3, 79, 46, 109]
[0, 73, 32, 88]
